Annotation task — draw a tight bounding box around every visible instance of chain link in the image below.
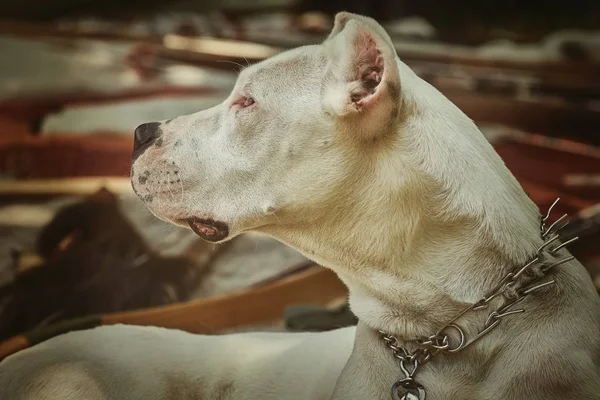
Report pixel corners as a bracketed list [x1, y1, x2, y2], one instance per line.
[380, 199, 578, 395]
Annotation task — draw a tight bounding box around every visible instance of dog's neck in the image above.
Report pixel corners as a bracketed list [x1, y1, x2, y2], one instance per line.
[263, 62, 544, 340]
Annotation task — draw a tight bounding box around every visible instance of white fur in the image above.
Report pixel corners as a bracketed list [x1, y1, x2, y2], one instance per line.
[1, 12, 599, 400]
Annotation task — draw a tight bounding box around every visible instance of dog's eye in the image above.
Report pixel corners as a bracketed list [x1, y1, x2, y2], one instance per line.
[233, 95, 255, 109]
[240, 97, 255, 108]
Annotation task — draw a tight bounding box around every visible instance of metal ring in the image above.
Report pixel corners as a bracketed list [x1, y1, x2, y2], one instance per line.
[400, 358, 419, 377]
[388, 343, 402, 352]
[439, 324, 466, 353]
[417, 351, 433, 364]
[392, 379, 426, 400]
[430, 335, 450, 351]
[484, 311, 500, 328]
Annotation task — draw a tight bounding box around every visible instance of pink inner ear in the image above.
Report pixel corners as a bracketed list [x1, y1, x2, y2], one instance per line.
[350, 30, 385, 109]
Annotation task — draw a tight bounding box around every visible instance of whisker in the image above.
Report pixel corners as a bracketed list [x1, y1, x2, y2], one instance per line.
[271, 211, 282, 226]
[216, 59, 245, 72]
[178, 178, 185, 204]
[167, 179, 176, 199]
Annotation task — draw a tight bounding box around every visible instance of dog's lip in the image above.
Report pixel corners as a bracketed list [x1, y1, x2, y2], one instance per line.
[186, 217, 229, 242]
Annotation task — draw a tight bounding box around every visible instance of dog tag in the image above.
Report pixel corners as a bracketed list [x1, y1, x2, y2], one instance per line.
[391, 378, 426, 400]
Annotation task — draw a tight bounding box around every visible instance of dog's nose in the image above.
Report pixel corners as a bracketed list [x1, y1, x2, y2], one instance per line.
[133, 122, 162, 161]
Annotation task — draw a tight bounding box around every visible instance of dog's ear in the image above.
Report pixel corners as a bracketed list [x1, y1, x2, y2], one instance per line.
[323, 12, 401, 139]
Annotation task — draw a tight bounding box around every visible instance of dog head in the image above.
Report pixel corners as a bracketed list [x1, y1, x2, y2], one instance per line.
[131, 13, 403, 243]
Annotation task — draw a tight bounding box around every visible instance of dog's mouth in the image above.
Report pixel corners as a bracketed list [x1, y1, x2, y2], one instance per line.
[186, 217, 229, 242]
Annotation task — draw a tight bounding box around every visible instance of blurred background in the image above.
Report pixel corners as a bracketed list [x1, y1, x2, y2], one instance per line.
[0, 0, 599, 357]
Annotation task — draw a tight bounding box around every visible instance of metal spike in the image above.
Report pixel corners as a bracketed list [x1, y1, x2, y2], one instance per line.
[550, 237, 579, 254]
[542, 198, 560, 224]
[513, 257, 539, 278]
[538, 234, 561, 252]
[541, 256, 575, 273]
[522, 279, 556, 295]
[555, 220, 570, 232]
[496, 309, 525, 319]
[543, 214, 568, 237]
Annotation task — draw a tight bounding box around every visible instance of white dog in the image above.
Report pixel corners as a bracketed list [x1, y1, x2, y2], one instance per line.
[1, 12, 599, 400]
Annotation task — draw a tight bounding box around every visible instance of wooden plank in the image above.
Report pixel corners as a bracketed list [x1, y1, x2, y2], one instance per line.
[0, 337, 29, 361]
[0, 266, 347, 360]
[447, 93, 600, 141]
[0, 135, 134, 179]
[2, 20, 598, 79]
[102, 266, 346, 333]
[0, 177, 133, 196]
